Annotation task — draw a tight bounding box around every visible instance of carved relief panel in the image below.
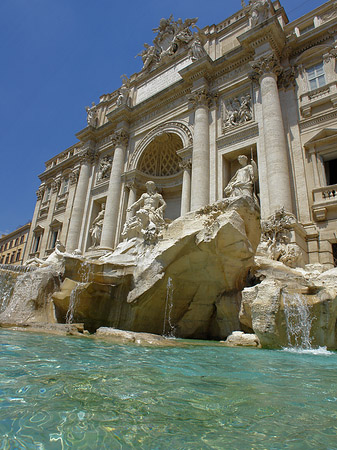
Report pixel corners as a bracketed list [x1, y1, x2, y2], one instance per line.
[222, 92, 253, 132]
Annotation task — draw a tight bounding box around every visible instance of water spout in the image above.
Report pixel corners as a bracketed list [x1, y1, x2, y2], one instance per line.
[283, 292, 312, 349]
[65, 261, 90, 324]
[163, 277, 175, 337]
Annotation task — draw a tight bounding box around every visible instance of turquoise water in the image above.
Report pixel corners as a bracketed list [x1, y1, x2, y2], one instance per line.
[1, 330, 337, 450]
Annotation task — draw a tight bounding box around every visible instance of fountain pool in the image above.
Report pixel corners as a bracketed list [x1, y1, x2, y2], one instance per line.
[1, 330, 337, 449]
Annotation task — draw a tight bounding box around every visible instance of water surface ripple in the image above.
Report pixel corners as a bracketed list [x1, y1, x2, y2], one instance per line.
[0, 330, 336, 449]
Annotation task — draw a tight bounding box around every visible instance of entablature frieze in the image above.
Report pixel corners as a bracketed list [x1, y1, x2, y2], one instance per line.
[217, 121, 259, 149]
[299, 109, 337, 132]
[238, 16, 286, 60]
[122, 169, 183, 193]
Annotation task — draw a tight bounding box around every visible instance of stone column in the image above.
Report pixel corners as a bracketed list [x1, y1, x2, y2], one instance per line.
[66, 149, 94, 252]
[23, 185, 45, 262]
[250, 54, 293, 213]
[39, 177, 61, 257]
[190, 89, 211, 211]
[100, 129, 129, 249]
[125, 181, 137, 221]
[179, 159, 192, 215]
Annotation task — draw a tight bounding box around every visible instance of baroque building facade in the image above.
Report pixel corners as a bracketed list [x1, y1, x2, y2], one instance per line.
[24, 0, 337, 268]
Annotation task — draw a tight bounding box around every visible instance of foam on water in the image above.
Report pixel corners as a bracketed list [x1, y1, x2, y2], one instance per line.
[282, 346, 334, 356]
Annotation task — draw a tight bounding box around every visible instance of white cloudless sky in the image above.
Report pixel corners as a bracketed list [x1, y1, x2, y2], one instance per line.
[0, 0, 327, 234]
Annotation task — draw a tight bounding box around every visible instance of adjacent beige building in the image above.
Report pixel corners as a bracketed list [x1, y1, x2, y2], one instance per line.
[23, 0, 337, 268]
[0, 223, 31, 266]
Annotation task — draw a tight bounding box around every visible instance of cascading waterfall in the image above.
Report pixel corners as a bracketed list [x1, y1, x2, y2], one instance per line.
[65, 261, 90, 324]
[0, 270, 16, 314]
[283, 292, 313, 349]
[163, 277, 175, 337]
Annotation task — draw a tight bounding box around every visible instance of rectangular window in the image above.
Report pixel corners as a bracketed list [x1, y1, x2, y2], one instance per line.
[50, 230, 59, 249]
[333, 244, 337, 267]
[10, 252, 15, 263]
[324, 158, 337, 186]
[16, 249, 21, 262]
[5, 254, 10, 264]
[20, 235, 25, 244]
[15, 238, 19, 246]
[33, 235, 41, 253]
[62, 178, 69, 195]
[45, 187, 51, 202]
[307, 63, 326, 90]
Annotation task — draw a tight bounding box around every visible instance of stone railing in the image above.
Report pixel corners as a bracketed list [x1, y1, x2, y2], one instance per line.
[313, 184, 337, 203]
[312, 184, 337, 221]
[300, 81, 337, 118]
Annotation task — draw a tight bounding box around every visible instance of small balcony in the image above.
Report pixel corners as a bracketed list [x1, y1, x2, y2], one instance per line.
[312, 184, 337, 221]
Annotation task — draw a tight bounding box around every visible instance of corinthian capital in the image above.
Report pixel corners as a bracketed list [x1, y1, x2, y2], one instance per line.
[188, 89, 213, 108]
[179, 158, 192, 171]
[112, 129, 129, 148]
[249, 54, 282, 83]
[36, 185, 45, 200]
[51, 178, 61, 193]
[79, 148, 96, 165]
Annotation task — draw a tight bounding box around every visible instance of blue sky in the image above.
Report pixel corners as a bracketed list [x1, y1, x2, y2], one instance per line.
[0, 0, 327, 235]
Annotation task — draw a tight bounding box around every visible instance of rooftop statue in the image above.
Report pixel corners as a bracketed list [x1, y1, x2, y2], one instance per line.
[116, 75, 131, 107]
[136, 16, 205, 73]
[85, 102, 98, 127]
[248, 0, 272, 27]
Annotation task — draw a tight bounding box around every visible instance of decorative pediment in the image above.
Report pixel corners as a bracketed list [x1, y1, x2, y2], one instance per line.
[33, 225, 44, 233]
[304, 128, 337, 149]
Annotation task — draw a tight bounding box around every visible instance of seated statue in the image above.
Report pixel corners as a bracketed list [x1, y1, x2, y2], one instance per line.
[224, 155, 258, 200]
[123, 181, 166, 243]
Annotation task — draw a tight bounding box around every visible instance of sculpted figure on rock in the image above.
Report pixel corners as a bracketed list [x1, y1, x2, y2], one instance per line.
[123, 181, 166, 243]
[224, 155, 258, 200]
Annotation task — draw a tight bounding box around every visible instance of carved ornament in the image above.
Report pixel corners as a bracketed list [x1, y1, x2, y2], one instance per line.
[179, 158, 192, 171]
[85, 102, 98, 128]
[97, 155, 112, 181]
[249, 54, 282, 82]
[247, 0, 273, 28]
[112, 129, 129, 149]
[70, 168, 80, 185]
[188, 89, 213, 108]
[277, 67, 297, 89]
[223, 94, 252, 129]
[136, 16, 208, 74]
[79, 148, 97, 165]
[36, 185, 45, 200]
[51, 178, 61, 193]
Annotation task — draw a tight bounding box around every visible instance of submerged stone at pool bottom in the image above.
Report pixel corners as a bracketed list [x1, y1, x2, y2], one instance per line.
[1, 329, 336, 450]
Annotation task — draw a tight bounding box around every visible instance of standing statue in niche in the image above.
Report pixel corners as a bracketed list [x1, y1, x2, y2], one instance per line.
[224, 155, 258, 200]
[85, 102, 98, 127]
[89, 204, 105, 247]
[123, 181, 166, 244]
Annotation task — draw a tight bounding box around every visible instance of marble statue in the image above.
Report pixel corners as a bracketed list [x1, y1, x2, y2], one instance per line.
[225, 94, 252, 127]
[258, 208, 303, 267]
[116, 75, 131, 107]
[224, 155, 258, 199]
[248, 0, 271, 27]
[97, 156, 112, 181]
[189, 29, 207, 60]
[89, 204, 105, 247]
[25, 241, 66, 267]
[85, 102, 98, 127]
[123, 181, 166, 243]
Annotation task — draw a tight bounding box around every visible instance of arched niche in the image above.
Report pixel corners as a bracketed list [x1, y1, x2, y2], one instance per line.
[131, 132, 184, 221]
